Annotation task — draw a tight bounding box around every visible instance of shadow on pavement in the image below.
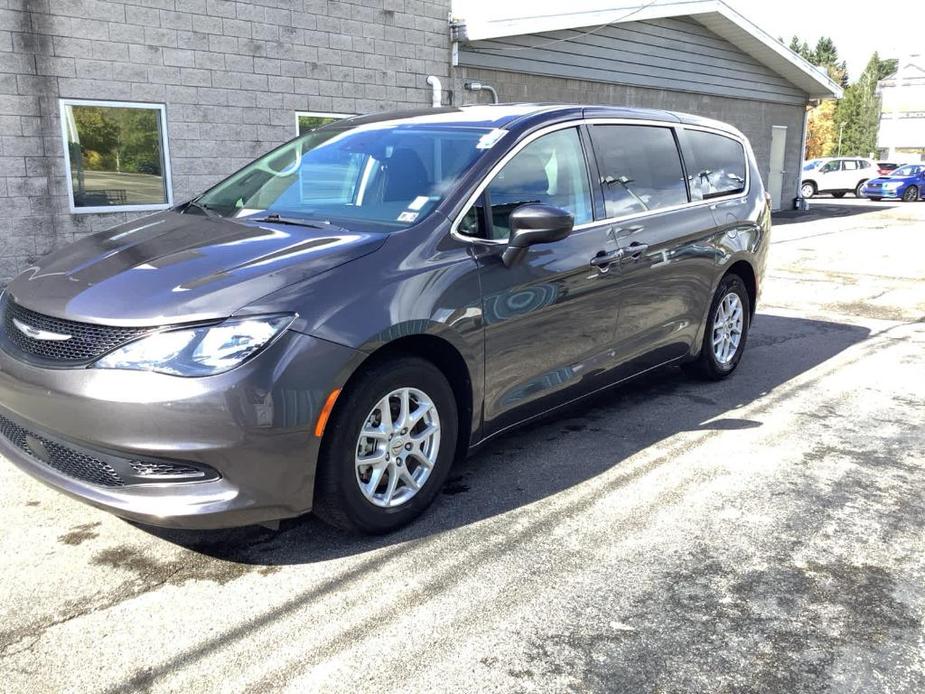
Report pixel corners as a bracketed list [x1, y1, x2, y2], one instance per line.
[772, 200, 900, 226]
[143, 314, 870, 565]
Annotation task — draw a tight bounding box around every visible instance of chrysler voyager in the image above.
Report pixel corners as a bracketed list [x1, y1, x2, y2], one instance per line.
[0, 105, 769, 533]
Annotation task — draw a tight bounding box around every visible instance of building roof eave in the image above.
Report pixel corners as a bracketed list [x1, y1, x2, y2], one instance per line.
[457, 0, 843, 101]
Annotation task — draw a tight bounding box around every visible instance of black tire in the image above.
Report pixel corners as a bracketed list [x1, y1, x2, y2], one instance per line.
[800, 181, 816, 199]
[902, 185, 918, 202]
[313, 356, 458, 534]
[683, 273, 751, 381]
[855, 180, 868, 197]
[831, 191, 846, 198]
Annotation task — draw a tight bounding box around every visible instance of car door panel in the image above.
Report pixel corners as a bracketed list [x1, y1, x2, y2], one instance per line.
[477, 223, 623, 432]
[607, 207, 716, 372]
[817, 160, 842, 191]
[841, 160, 860, 190]
[589, 124, 714, 375]
[474, 126, 621, 434]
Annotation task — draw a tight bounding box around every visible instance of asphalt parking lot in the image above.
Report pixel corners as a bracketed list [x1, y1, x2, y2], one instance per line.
[1, 197, 923, 693]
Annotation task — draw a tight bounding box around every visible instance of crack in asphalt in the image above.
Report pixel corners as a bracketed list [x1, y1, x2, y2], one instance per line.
[0, 562, 186, 659]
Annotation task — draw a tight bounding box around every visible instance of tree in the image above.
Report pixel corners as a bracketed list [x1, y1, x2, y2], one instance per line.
[812, 37, 849, 87]
[833, 52, 898, 157]
[788, 36, 812, 62]
[805, 99, 838, 159]
[789, 35, 847, 159]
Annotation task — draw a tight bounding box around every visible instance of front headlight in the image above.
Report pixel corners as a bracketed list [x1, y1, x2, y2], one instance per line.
[94, 314, 295, 376]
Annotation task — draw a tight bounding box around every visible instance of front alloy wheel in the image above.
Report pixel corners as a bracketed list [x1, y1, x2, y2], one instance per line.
[800, 182, 816, 199]
[902, 186, 919, 202]
[313, 356, 458, 533]
[355, 387, 440, 508]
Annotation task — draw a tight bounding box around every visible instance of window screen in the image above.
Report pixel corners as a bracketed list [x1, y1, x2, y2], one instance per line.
[590, 125, 687, 217]
[686, 129, 747, 200]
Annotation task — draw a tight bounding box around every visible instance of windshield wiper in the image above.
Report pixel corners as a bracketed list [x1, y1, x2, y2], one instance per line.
[248, 213, 346, 231]
[183, 199, 218, 217]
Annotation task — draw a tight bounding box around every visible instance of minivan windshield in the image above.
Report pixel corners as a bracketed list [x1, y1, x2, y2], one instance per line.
[193, 122, 495, 230]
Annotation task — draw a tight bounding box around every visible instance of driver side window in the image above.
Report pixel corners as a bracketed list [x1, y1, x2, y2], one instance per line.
[481, 128, 593, 241]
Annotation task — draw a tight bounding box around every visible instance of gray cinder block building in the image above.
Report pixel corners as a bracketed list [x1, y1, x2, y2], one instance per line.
[0, 0, 840, 283]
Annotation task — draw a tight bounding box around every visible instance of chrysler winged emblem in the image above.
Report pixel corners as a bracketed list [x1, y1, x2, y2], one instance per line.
[12, 318, 72, 342]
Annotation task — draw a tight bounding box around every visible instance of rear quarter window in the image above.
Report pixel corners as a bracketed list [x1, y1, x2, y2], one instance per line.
[685, 129, 747, 200]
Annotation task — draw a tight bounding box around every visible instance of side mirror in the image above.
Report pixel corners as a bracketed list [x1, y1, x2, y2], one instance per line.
[501, 203, 574, 267]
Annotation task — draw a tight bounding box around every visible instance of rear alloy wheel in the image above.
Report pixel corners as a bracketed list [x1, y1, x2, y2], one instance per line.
[902, 185, 919, 202]
[313, 356, 458, 534]
[683, 273, 751, 381]
[855, 180, 868, 197]
[800, 182, 816, 199]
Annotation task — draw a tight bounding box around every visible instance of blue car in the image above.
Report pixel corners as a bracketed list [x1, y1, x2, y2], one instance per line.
[861, 164, 925, 201]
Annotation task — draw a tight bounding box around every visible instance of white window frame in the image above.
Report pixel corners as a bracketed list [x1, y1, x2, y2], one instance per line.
[59, 98, 173, 215]
[294, 111, 352, 135]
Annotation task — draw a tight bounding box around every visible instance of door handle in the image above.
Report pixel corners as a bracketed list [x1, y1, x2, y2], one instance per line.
[620, 242, 648, 262]
[590, 249, 623, 274]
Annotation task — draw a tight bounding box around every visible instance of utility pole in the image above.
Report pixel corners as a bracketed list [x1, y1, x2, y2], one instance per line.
[836, 121, 845, 156]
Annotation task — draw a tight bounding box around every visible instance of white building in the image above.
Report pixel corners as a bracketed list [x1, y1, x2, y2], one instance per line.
[877, 54, 925, 162]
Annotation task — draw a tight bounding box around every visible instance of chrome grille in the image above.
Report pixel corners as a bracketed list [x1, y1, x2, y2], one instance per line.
[129, 460, 205, 479]
[1, 298, 151, 364]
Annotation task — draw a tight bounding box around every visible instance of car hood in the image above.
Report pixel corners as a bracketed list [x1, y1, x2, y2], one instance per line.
[868, 175, 914, 184]
[5, 210, 388, 326]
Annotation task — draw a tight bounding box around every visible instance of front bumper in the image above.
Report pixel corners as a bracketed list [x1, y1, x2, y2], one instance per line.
[0, 330, 362, 529]
[862, 185, 903, 198]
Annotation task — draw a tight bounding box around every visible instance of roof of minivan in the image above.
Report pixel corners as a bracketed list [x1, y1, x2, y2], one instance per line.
[337, 104, 744, 136]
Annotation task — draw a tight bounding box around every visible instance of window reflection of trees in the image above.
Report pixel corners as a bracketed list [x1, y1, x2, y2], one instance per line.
[65, 105, 167, 207]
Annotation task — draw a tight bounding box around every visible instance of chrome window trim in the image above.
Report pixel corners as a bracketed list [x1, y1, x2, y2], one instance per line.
[450, 117, 751, 245]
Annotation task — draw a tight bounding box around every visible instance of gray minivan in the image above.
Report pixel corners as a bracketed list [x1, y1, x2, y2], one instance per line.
[0, 104, 770, 533]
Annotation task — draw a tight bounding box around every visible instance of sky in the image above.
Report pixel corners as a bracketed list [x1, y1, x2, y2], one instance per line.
[455, 0, 923, 82]
[724, 0, 920, 79]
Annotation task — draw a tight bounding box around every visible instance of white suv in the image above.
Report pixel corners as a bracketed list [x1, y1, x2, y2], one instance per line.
[801, 158, 877, 198]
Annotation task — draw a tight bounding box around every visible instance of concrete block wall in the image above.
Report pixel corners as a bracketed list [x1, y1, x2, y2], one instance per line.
[0, 0, 452, 283]
[452, 67, 808, 210]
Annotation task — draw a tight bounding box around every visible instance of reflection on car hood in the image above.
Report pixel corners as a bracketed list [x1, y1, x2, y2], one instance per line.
[867, 176, 908, 184]
[6, 210, 388, 325]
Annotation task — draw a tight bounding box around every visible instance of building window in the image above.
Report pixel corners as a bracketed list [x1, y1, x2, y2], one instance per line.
[59, 99, 172, 214]
[295, 111, 351, 135]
